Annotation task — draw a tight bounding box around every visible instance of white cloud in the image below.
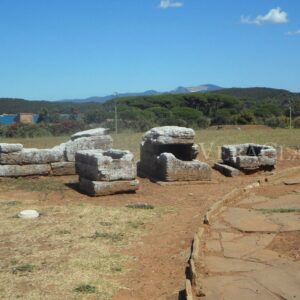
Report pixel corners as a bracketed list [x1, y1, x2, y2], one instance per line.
[159, 0, 183, 9]
[241, 7, 288, 25]
[286, 29, 300, 36]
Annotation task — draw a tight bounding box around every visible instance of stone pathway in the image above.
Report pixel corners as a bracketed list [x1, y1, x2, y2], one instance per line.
[194, 175, 300, 300]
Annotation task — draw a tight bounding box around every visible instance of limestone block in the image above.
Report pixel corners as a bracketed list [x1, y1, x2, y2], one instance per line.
[236, 155, 260, 169]
[71, 128, 110, 141]
[260, 148, 277, 159]
[221, 144, 249, 161]
[79, 177, 139, 196]
[157, 153, 211, 181]
[75, 149, 136, 181]
[64, 135, 113, 161]
[0, 148, 64, 165]
[214, 163, 240, 177]
[143, 126, 195, 145]
[50, 162, 76, 176]
[0, 143, 23, 153]
[0, 164, 51, 177]
[258, 156, 276, 166]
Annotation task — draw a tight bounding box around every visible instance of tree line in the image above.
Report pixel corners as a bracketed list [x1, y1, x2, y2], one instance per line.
[0, 87, 300, 137]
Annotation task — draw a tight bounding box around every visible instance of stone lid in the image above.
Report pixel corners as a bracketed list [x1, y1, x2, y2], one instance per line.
[143, 126, 195, 144]
[71, 128, 110, 140]
[0, 143, 23, 153]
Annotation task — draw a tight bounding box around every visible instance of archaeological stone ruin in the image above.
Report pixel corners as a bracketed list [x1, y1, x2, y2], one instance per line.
[75, 149, 139, 196]
[138, 126, 211, 181]
[0, 128, 112, 177]
[214, 143, 277, 176]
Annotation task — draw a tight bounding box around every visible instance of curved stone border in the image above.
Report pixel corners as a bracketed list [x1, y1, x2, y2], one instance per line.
[203, 181, 260, 225]
[184, 166, 300, 299]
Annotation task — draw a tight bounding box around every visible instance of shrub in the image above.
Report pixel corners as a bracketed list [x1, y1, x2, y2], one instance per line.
[74, 284, 96, 294]
[294, 116, 300, 128]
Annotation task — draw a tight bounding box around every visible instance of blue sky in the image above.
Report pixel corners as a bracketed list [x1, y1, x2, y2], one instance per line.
[0, 0, 299, 100]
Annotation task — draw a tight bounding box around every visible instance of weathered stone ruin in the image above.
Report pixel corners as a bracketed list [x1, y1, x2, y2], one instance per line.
[138, 126, 211, 181]
[0, 128, 112, 177]
[76, 149, 139, 196]
[215, 143, 277, 176]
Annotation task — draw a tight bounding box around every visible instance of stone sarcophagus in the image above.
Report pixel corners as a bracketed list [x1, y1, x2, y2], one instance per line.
[221, 143, 277, 170]
[0, 128, 112, 177]
[76, 149, 139, 196]
[138, 126, 211, 182]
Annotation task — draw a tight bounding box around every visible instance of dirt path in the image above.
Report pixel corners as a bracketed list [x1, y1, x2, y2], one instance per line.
[110, 172, 263, 300]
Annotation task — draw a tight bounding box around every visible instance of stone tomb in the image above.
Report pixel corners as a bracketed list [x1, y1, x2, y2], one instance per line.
[215, 143, 277, 176]
[76, 149, 139, 196]
[0, 128, 112, 177]
[138, 126, 211, 182]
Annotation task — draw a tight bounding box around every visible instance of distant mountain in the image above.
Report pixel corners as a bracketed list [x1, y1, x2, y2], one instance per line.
[59, 84, 223, 103]
[171, 84, 222, 94]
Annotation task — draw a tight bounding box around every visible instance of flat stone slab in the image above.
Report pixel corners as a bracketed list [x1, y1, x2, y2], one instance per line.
[79, 177, 139, 196]
[0, 164, 51, 177]
[239, 195, 272, 205]
[222, 234, 275, 259]
[0, 143, 23, 153]
[253, 194, 300, 209]
[202, 275, 288, 300]
[222, 207, 300, 233]
[214, 163, 240, 177]
[0, 148, 64, 165]
[143, 126, 195, 144]
[18, 210, 39, 219]
[50, 162, 76, 176]
[283, 178, 300, 185]
[204, 256, 265, 273]
[71, 128, 110, 140]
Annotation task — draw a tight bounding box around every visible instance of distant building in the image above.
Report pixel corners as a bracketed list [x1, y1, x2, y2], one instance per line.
[0, 113, 39, 125]
[17, 113, 34, 124]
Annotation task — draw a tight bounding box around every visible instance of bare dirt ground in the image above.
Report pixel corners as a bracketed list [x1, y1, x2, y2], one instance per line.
[0, 150, 299, 299]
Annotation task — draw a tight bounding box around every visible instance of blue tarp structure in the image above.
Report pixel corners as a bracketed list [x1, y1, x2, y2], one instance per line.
[0, 115, 17, 125]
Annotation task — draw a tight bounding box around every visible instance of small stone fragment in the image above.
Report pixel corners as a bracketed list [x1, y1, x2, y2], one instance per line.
[18, 210, 39, 219]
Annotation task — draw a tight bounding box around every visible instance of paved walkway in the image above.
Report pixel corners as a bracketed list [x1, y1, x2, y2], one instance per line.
[196, 173, 300, 299]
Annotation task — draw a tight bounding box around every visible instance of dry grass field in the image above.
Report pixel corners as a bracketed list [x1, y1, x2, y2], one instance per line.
[0, 177, 165, 299]
[2, 126, 299, 160]
[0, 126, 299, 299]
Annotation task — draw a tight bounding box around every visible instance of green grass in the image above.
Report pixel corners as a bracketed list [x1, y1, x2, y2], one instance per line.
[126, 203, 155, 210]
[14, 263, 34, 273]
[92, 231, 125, 243]
[256, 208, 300, 214]
[73, 284, 96, 294]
